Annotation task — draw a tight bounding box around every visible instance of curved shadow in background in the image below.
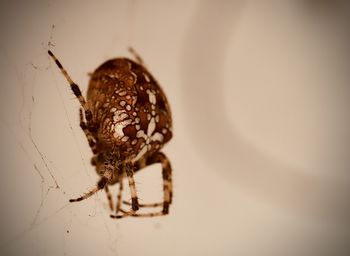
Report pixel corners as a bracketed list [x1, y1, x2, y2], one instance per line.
[181, 1, 349, 221]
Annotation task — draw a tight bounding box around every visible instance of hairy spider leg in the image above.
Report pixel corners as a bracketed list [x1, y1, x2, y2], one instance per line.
[125, 164, 140, 211]
[104, 186, 114, 211]
[122, 201, 163, 207]
[111, 164, 140, 218]
[108, 164, 140, 218]
[79, 108, 98, 154]
[110, 152, 172, 219]
[128, 47, 144, 65]
[134, 152, 172, 209]
[69, 176, 109, 202]
[115, 175, 124, 214]
[48, 50, 93, 123]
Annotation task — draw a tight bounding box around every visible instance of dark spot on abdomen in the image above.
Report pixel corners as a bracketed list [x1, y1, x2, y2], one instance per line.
[138, 111, 149, 131]
[136, 90, 148, 105]
[123, 125, 137, 139]
[157, 95, 167, 111]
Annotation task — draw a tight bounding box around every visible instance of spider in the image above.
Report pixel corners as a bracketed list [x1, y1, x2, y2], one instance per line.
[48, 48, 173, 219]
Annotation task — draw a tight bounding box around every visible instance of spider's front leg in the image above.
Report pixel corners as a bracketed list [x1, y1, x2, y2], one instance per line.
[48, 50, 93, 123]
[69, 163, 114, 203]
[79, 108, 98, 154]
[69, 176, 109, 203]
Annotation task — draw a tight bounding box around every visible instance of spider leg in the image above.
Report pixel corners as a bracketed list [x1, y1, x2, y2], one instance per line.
[122, 201, 163, 207]
[128, 47, 144, 66]
[111, 210, 166, 219]
[115, 175, 124, 214]
[133, 152, 172, 207]
[110, 152, 172, 219]
[109, 164, 140, 217]
[124, 164, 140, 211]
[48, 50, 93, 123]
[79, 108, 98, 154]
[69, 177, 108, 202]
[104, 185, 114, 211]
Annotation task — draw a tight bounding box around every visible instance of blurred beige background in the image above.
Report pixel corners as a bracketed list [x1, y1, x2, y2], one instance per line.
[0, 0, 350, 255]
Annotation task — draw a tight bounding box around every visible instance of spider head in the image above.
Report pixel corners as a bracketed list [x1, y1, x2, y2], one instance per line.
[91, 150, 124, 184]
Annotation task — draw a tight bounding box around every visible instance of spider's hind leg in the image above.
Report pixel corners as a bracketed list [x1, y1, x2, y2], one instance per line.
[128, 47, 144, 66]
[110, 152, 172, 219]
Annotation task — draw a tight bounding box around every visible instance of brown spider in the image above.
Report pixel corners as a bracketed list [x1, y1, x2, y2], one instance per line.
[48, 48, 173, 219]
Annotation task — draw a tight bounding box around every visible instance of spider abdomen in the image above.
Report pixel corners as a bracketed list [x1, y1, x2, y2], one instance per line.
[87, 58, 172, 162]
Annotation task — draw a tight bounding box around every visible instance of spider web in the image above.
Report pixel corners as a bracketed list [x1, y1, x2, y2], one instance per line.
[0, 1, 172, 255]
[3, 1, 349, 256]
[0, 2, 137, 256]
[0, 39, 122, 256]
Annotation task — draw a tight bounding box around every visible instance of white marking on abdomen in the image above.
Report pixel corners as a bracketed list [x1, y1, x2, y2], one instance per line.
[114, 119, 132, 138]
[147, 117, 156, 136]
[132, 145, 148, 163]
[147, 89, 157, 104]
[151, 132, 164, 143]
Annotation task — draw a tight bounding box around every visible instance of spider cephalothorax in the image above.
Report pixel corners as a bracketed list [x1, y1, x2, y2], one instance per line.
[48, 48, 173, 218]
